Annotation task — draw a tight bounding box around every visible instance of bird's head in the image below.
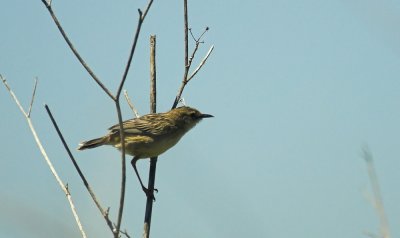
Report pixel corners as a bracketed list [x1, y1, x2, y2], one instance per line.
[169, 106, 213, 130]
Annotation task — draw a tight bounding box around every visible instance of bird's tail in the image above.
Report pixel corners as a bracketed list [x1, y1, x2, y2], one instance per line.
[77, 136, 109, 151]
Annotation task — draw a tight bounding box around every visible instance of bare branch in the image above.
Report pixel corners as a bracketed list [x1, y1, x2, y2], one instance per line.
[114, 101, 127, 238]
[171, 2, 213, 109]
[143, 35, 158, 238]
[170, 37, 198, 109]
[198, 26, 210, 42]
[41, 0, 114, 100]
[1, 76, 87, 238]
[114, 3, 154, 237]
[124, 90, 140, 118]
[187, 45, 214, 82]
[189, 26, 209, 43]
[187, 42, 200, 71]
[149, 35, 157, 113]
[45, 104, 116, 234]
[41, 0, 155, 236]
[120, 229, 131, 238]
[117, 0, 154, 99]
[27, 77, 38, 118]
[1, 75, 28, 117]
[183, 0, 189, 71]
[141, 0, 154, 20]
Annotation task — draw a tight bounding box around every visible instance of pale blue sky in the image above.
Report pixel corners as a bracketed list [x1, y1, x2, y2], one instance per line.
[1, 0, 400, 238]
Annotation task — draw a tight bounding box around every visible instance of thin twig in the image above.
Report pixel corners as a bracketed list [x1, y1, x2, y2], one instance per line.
[187, 45, 214, 81]
[171, 1, 213, 109]
[42, 0, 154, 236]
[114, 100, 127, 238]
[1, 75, 87, 238]
[124, 90, 140, 118]
[1, 75, 28, 117]
[117, 0, 154, 99]
[189, 26, 209, 43]
[114, 2, 154, 236]
[183, 0, 189, 71]
[187, 42, 200, 72]
[27, 78, 38, 118]
[45, 104, 116, 234]
[362, 146, 391, 238]
[198, 26, 209, 42]
[120, 229, 132, 238]
[171, 0, 189, 110]
[41, 0, 114, 100]
[141, 0, 154, 20]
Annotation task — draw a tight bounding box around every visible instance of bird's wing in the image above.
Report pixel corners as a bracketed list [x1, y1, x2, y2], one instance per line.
[108, 114, 177, 136]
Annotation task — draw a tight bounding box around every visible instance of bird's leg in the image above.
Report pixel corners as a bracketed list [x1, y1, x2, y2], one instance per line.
[131, 157, 158, 200]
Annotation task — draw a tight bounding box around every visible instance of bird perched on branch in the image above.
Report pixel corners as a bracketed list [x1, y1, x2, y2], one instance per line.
[78, 106, 213, 198]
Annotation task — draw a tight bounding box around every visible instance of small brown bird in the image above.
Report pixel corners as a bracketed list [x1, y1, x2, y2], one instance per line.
[78, 106, 213, 198]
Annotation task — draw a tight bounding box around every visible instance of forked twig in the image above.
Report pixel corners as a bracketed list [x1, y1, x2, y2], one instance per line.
[42, 0, 154, 236]
[187, 45, 214, 81]
[171, 0, 213, 109]
[1, 75, 87, 238]
[114, 2, 153, 235]
[41, 0, 113, 100]
[117, 0, 154, 99]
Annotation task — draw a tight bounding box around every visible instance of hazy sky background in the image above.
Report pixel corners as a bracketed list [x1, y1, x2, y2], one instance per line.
[1, 0, 399, 237]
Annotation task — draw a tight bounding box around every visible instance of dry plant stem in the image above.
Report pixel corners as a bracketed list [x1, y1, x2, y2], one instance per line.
[171, 0, 189, 110]
[149, 35, 157, 114]
[362, 147, 391, 238]
[183, 0, 189, 73]
[42, 1, 154, 236]
[114, 100, 127, 238]
[41, 0, 114, 99]
[117, 0, 154, 98]
[1, 76, 87, 238]
[187, 45, 214, 81]
[171, 43, 213, 109]
[142, 35, 157, 238]
[115, 2, 154, 235]
[124, 90, 140, 118]
[143, 158, 157, 238]
[27, 77, 38, 117]
[171, 1, 213, 109]
[44, 104, 115, 234]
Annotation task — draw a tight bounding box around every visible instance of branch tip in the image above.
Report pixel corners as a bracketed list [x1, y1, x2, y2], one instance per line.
[27, 77, 38, 118]
[41, 0, 51, 8]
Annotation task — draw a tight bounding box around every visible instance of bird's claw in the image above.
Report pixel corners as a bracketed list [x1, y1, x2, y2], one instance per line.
[142, 186, 158, 201]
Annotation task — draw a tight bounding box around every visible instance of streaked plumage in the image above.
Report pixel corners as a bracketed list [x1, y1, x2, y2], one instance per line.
[78, 106, 213, 159]
[77, 106, 213, 199]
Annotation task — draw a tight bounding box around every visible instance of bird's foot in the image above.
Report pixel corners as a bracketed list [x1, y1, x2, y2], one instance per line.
[142, 186, 158, 201]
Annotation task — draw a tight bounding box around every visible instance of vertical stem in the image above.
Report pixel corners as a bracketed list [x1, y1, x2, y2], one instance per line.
[143, 35, 157, 238]
[115, 100, 127, 238]
[183, 0, 189, 69]
[172, 0, 189, 109]
[149, 35, 157, 114]
[143, 158, 157, 237]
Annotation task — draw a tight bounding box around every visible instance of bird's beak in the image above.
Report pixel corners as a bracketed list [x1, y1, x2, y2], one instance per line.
[200, 113, 214, 118]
